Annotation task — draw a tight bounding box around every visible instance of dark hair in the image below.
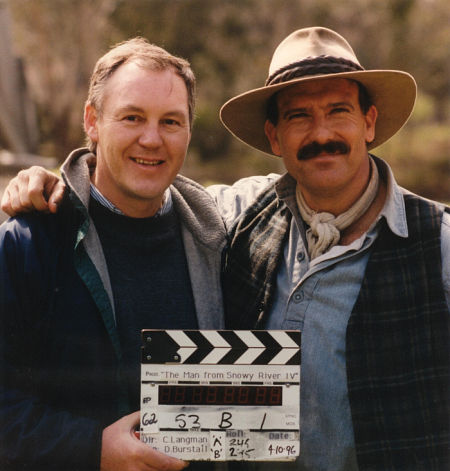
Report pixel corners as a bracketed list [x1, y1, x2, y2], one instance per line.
[266, 79, 373, 125]
[356, 81, 373, 114]
[266, 92, 279, 126]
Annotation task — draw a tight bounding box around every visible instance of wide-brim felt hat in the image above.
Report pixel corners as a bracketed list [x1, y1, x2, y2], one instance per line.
[220, 26, 417, 156]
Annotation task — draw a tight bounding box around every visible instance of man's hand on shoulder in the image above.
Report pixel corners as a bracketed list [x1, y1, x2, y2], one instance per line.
[101, 411, 188, 471]
[1, 166, 66, 217]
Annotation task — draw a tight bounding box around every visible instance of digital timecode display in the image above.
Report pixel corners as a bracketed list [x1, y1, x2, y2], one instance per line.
[158, 385, 283, 406]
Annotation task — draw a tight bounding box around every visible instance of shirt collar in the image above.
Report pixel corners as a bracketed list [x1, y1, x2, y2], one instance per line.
[89, 184, 173, 217]
[373, 156, 408, 238]
[274, 155, 409, 239]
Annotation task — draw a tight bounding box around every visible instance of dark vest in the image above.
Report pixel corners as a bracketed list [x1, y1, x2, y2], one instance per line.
[223, 185, 449, 470]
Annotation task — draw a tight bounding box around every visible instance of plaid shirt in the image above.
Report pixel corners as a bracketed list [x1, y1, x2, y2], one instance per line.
[223, 187, 449, 470]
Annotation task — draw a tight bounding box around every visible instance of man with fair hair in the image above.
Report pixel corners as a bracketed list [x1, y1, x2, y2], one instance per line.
[0, 38, 225, 471]
[2, 27, 449, 471]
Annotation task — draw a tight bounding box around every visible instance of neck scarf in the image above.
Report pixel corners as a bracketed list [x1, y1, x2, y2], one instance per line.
[296, 156, 379, 259]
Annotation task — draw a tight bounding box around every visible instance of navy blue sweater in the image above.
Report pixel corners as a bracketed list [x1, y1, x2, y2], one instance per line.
[89, 198, 198, 409]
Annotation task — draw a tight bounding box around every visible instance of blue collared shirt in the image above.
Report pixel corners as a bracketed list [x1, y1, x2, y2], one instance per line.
[208, 157, 450, 471]
[89, 184, 173, 216]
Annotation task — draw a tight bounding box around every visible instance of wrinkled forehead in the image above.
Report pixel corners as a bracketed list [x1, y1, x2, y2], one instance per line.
[275, 77, 359, 108]
[102, 62, 189, 107]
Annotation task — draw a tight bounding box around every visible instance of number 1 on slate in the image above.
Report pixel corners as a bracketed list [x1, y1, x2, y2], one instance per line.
[259, 412, 267, 430]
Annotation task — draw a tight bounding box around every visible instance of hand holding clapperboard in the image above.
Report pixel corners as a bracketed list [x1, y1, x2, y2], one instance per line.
[140, 329, 301, 461]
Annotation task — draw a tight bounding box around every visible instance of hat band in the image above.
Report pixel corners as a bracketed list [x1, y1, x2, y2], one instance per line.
[265, 55, 364, 86]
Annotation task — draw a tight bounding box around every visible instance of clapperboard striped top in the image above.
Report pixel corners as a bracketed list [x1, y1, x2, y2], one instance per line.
[141, 330, 301, 365]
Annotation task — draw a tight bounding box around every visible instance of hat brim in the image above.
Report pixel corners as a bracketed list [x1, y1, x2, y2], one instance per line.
[220, 70, 417, 156]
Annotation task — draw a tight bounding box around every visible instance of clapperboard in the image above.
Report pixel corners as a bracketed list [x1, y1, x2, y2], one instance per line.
[140, 329, 301, 461]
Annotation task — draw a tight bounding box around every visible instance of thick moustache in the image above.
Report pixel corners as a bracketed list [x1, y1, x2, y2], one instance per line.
[297, 141, 350, 161]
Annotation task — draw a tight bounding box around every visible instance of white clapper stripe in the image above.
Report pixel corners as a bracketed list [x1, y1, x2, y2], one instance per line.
[234, 331, 265, 364]
[268, 348, 298, 365]
[200, 331, 231, 364]
[235, 331, 265, 348]
[234, 347, 265, 364]
[200, 348, 232, 364]
[269, 331, 299, 348]
[167, 330, 197, 363]
[202, 330, 232, 348]
[268, 331, 299, 365]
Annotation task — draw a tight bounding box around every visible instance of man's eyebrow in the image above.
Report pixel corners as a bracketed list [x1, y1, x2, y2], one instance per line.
[329, 101, 355, 109]
[281, 107, 309, 119]
[117, 104, 187, 118]
[116, 104, 145, 113]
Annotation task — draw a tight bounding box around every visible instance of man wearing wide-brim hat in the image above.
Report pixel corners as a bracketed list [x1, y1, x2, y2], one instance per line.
[220, 27, 450, 471]
[1, 26, 449, 471]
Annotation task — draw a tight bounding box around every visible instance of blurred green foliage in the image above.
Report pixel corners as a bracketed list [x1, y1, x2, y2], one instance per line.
[8, 0, 450, 201]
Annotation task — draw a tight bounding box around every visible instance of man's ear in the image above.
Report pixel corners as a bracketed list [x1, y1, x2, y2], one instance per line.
[364, 105, 378, 144]
[264, 120, 281, 156]
[84, 104, 99, 143]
